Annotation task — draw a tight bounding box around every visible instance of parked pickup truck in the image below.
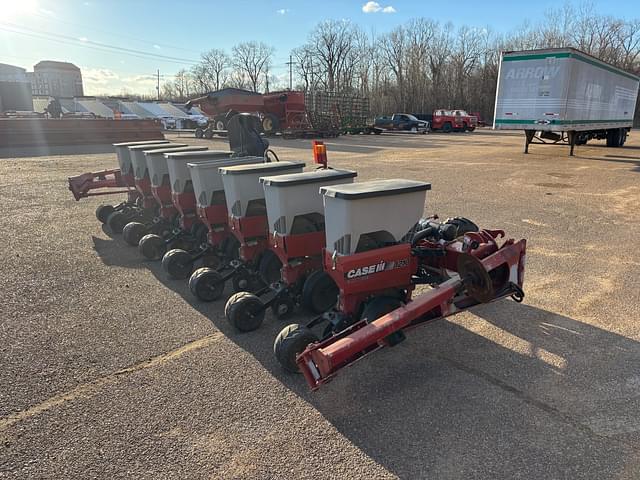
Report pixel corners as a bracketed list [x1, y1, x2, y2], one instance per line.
[414, 110, 477, 132]
[374, 113, 429, 133]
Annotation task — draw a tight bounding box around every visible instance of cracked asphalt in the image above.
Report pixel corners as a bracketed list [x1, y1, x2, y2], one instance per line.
[1, 129, 640, 479]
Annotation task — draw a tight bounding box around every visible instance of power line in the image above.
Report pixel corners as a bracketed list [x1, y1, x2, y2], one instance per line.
[29, 11, 202, 55]
[0, 22, 198, 65]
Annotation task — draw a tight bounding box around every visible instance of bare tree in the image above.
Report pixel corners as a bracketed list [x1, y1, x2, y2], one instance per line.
[200, 48, 230, 91]
[232, 41, 274, 92]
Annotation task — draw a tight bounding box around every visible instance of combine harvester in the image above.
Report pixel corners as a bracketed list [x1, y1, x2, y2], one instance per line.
[494, 47, 639, 155]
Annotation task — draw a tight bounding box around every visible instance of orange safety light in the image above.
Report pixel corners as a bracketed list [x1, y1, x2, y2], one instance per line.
[312, 140, 327, 168]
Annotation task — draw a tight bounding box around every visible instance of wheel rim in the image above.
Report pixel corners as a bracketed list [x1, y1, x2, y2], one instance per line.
[263, 117, 273, 132]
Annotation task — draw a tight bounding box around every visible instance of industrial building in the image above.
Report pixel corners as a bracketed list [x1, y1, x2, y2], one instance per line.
[0, 63, 34, 112]
[28, 61, 84, 97]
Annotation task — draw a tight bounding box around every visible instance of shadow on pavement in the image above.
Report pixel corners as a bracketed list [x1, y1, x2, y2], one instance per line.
[92, 233, 640, 478]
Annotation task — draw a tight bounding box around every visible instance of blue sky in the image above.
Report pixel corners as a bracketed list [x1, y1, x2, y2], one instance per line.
[1, 0, 638, 95]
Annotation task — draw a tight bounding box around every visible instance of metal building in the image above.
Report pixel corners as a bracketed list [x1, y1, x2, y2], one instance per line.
[0, 63, 34, 112]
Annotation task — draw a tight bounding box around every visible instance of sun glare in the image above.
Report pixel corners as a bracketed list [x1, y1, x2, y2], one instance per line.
[2, 0, 40, 20]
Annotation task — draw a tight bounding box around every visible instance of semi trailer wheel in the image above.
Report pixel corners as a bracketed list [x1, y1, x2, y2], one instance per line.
[274, 324, 319, 373]
[106, 210, 128, 234]
[442, 122, 452, 133]
[122, 221, 148, 246]
[189, 267, 225, 302]
[96, 204, 115, 224]
[225, 292, 265, 332]
[162, 248, 194, 279]
[138, 234, 166, 260]
[301, 270, 339, 313]
[194, 127, 204, 138]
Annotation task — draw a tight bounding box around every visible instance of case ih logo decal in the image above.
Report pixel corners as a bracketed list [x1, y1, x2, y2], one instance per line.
[346, 259, 409, 279]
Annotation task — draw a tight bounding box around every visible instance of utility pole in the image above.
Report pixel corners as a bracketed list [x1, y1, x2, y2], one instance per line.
[156, 69, 160, 100]
[265, 64, 269, 93]
[286, 54, 293, 90]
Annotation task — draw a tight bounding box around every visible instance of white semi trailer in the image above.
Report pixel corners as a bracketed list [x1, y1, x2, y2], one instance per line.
[493, 47, 639, 155]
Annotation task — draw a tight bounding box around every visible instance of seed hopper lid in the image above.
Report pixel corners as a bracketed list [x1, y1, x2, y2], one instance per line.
[219, 161, 306, 175]
[128, 142, 186, 151]
[321, 179, 431, 200]
[187, 156, 264, 169]
[143, 145, 208, 155]
[260, 169, 357, 186]
[164, 150, 231, 160]
[112, 139, 168, 147]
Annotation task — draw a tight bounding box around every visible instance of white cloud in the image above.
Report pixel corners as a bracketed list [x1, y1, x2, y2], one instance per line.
[362, 1, 381, 12]
[78, 36, 88, 42]
[276, 8, 289, 15]
[82, 68, 119, 86]
[153, 44, 161, 50]
[362, 1, 396, 13]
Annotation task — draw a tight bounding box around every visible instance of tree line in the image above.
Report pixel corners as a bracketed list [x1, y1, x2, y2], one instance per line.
[161, 3, 640, 122]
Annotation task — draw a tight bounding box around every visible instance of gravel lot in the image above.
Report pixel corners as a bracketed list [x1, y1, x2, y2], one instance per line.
[1, 129, 640, 479]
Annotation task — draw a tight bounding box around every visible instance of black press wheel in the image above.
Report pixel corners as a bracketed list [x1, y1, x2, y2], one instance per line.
[138, 233, 167, 260]
[189, 267, 225, 302]
[203, 128, 214, 139]
[122, 221, 149, 246]
[106, 210, 128, 234]
[258, 250, 283, 285]
[301, 270, 339, 313]
[274, 324, 319, 373]
[96, 204, 115, 224]
[162, 248, 194, 279]
[442, 122, 452, 133]
[360, 296, 405, 346]
[194, 127, 204, 138]
[271, 293, 295, 320]
[225, 291, 266, 332]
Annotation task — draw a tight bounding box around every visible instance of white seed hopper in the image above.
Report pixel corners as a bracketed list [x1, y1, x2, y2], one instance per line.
[260, 169, 357, 236]
[164, 151, 232, 194]
[188, 156, 264, 208]
[128, 143, 186, 180]
[219, 162, 305, 218]
[321, 179, 431, 255]
[113, 140, 169, 176]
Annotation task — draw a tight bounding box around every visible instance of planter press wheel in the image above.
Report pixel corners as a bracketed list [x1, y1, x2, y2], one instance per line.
[274, 324, 319, 373]
[258, 250, 283, 285]
[162, 249, 194, 279]
[96, 204, 115, 224]
[301, 270, 339, 313]
[107, 210, 128, 234]
[189, 267, 225, 302]
[457, 254, 494, 303]
[225, 291, 265, 332]
[122, 221, 149, 246]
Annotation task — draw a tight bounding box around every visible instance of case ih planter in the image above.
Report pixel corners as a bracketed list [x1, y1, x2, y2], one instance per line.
[138, 151, 234, 260]
[273, 179, 527, 391]
[188, 161, 305, 306]
[121, 145, 209, 246]
[160, 155, 264, 280]
[224, 168, 357, 332]
[76, 140, 169, 224]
